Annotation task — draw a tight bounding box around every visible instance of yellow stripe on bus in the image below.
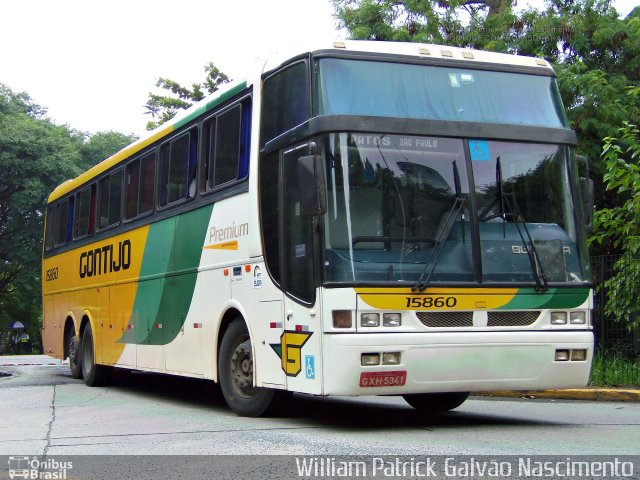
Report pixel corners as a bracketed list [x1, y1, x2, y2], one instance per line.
[355, 287, 519, 310]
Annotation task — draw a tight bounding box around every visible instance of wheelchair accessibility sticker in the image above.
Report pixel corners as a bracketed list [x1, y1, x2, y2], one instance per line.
[469, 139, 491, 161]
[305, 355, 315, 380]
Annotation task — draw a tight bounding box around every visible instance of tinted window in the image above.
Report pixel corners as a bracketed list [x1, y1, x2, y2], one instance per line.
[74, 185, 95, 238]
[159, 129, 197, 207]
[51, 198, 73, 247]
[259, 151, 281, 286]
[261, 62, 310, 146]
[125, 151, 155, 219]
[98, 169, 122, 229]
[201, 98, 251, 192]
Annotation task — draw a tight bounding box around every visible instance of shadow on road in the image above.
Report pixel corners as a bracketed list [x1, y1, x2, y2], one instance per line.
[104, 369, 558, 429]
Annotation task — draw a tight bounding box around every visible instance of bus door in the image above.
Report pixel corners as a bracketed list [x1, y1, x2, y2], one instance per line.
[279, 144, 323, 394]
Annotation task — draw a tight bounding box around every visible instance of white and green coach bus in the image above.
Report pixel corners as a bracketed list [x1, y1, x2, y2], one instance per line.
[43, 41, 595, 416]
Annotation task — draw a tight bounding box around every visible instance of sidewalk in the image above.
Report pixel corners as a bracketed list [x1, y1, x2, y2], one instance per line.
[475, 388, 640, 402]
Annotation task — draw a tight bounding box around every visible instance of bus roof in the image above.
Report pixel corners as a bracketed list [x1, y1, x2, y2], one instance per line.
[48, 40, 552, 204]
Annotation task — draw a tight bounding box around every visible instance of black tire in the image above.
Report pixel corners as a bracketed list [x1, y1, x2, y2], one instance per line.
[218, 319, 284, 417]
[67, 331, 83, 379]
[403, 392, 469, 412]
[81, 323, 110, 387]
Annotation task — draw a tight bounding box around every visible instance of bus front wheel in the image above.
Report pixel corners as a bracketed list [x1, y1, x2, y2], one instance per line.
[81, 323, 110, 387]
[218, 319, 283, 417]
[403, 392, 469, 412]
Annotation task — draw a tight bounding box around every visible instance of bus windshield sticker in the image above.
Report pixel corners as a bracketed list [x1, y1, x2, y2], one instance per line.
[469, 139, 491, 161]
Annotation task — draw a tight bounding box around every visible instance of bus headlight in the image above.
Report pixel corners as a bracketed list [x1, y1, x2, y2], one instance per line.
[361, 313, 380, 327]
[569, 311, 586, 324]
[550, 312, 567, 325]
[383, 313, 402, 327]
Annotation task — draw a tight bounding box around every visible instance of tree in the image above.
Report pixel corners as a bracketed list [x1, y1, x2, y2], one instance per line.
[144, 62, 230, 131]
[0, 84, 137, 346]
[590, 117, 640, 329]
[79, 131, 137, 171]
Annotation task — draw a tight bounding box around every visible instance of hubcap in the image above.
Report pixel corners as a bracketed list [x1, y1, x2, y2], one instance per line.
[230, 339, 256, 398]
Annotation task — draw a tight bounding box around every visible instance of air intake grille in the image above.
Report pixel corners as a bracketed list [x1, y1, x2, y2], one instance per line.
[487, 311, 540, 327]
[416, 311, 473, 328]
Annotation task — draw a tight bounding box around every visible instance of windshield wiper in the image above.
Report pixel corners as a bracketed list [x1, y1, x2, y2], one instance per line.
[495, 157, 549, 292]
[412, 161, 466, 292]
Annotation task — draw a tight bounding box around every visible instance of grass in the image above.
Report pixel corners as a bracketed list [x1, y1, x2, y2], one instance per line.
[589, 349, 640, 387]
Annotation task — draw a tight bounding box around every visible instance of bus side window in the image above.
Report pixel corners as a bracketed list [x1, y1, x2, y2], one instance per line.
[74, 184, 95, 239]
[125, 151, 156, 220]
[98, 169, 123, 230]
[52, 197, 74, 247]
[159, 128, 197, 207]
[201, 97, 251, 193]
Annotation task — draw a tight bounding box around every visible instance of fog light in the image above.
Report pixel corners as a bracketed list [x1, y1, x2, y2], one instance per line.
[551, 312, 567, 325]
[361, 313, 380, 327]
[555, 349, 570, 361]
[333, 310, 352, 328]
[361, 353, 380, 366]
[570, 311, 586, 325]
[571, 349, 587, 361]
[383, 313, 402, 327]
[382, 352, 401, 365]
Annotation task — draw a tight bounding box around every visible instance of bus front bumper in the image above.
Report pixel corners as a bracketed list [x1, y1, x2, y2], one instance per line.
[322, 330, 594, 396]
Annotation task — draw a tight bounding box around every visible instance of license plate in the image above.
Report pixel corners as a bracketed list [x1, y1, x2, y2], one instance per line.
[359, 370, 407, 388]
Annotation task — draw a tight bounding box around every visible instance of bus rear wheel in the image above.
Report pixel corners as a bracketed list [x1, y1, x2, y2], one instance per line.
[67, 331, 82, 379]
[403, 392, 469, 412]
[81, 323, 110, 387]
[218, 319, 282, 417]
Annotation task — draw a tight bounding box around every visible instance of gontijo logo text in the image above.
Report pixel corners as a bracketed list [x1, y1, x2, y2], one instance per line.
[79, 240, 131, 278]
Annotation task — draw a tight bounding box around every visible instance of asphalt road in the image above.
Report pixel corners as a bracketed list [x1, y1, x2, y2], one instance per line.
[1, 355, 639, 457]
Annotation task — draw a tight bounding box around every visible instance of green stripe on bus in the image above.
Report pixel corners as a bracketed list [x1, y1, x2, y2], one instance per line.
[500, 288, 590, 310]
[119, 204, 214, 345]
[174, 81, 248, 130]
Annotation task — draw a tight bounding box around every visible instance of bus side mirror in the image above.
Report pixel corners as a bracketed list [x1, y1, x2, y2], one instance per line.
[579, 177, 594, 233]
[297, 154, 327, 217]
[576, 155, 594, 233]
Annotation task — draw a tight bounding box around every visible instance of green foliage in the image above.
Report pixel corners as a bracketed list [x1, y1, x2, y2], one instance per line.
[0, 83, 137, 340]
[79, 131, 137, 171]
[144, 62, 230, 131]
[590, 348, 640, 386]
[590, 122, 640, 328]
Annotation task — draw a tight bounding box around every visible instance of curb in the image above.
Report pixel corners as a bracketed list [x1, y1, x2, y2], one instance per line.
[473, 388, 640, 402]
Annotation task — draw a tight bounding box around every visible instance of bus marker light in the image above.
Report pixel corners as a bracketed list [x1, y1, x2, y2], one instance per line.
[332, 310, 352, 328]
[245, 264, 251, 272]
[193, 323, 202, 329]
[127, 324, 133, 329]
[383, 313, 401, 327]
[555, 349, 570, 361]
[155, 323, 162, 329]
[550, 312, 567, 325]
[571, 349, 587, 361]
[361, 313, 380, 327]
[569, 312, 586, 324]
[223, 269, 229, 276]
[361, 353, 380, 366]
[295, 324, 309, 332]
[270, 322, 282, 329]
[382, 352, 401, 365]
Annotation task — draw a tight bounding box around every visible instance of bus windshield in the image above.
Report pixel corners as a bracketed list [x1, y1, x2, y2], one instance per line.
[321, 133, 589, 285]
[315, 58, 568, 128]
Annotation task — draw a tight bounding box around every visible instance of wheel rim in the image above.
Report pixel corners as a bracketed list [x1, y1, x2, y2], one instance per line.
[230, 338, 256, 398]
